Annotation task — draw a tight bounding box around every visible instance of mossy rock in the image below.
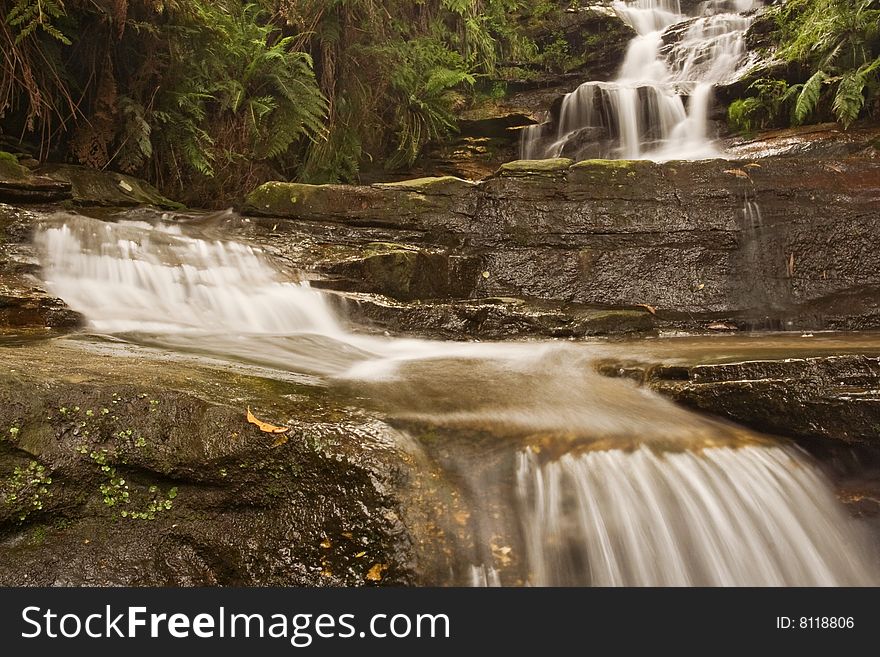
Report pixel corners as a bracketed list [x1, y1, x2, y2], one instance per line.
[0, 153, 72, 203]
[568, 159, 662, 187]
[0, 152, 26, 181]
[38, 164, 183, 209]
[373, 176, 476, 195]
[497, 158, 574, 176]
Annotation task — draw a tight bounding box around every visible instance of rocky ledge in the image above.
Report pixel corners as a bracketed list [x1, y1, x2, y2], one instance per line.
[0, 339, 441, 586]
[245, 135, 880, 333]
[599, 350, 880, 446]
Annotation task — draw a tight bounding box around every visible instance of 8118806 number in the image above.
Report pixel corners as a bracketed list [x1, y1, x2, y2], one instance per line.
[776, 617, 854, 629]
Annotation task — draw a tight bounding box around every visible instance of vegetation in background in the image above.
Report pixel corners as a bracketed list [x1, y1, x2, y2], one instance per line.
[0, 0, 535, 201]
[729, 0, 880, 133]
[3, 1, 877, 199]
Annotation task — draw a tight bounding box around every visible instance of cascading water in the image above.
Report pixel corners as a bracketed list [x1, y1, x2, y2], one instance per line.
[34, 212, 880, 586]
[516, 446, 874, 586]
[520, 0, 762, 161]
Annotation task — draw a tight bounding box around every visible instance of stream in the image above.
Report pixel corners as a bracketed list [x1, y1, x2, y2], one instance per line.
[31, 211, 880, 586]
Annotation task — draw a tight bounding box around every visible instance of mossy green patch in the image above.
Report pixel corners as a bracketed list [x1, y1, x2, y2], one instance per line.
[498, 158, 574, 175]
[0, 151, 27, 180]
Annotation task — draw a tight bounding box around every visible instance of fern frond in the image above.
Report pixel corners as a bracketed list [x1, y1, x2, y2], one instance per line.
[795, 69, 827, 123]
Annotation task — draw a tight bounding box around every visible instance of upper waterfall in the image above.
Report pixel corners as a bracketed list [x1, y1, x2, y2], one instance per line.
[520, 0, 762, 162]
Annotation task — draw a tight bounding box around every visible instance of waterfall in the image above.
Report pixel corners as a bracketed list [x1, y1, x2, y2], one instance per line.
[36, 215, 341, 336]
[520, 0, 762, 161]
[34, 212, 880, 587]
[516, 446, 877, 586]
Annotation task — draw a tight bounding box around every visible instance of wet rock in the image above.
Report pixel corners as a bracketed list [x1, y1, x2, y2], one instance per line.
[245, 148, 880, 332]
[522, 5, 636, 82]
[0, 204, 83, 330]
[0, 341, 423, 586]
[558, 127, 612, 160]
[322, 246, 453, 302]
[600, 355, 880, 446]
[38, 164, 183, 209]
[0, 152, 72, 204]
[724, 123, 880, 159]
[338, 294, 656, 339]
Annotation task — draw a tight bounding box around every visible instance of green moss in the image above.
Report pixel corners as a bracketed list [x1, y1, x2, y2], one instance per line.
[499, 158, 574, 175]
[374, 176, 473, 193]
[571, 159, 644, 170]
[244, 181, 324, 215]
[0, 151, 27, 180]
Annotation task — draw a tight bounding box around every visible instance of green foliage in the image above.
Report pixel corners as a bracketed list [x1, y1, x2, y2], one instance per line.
[1, 0, 537, 197]
[728, 78, 795, 133]
[6, 0, 70, 44]
[1, 460, 53, 522]
[733, 0, 880, 132]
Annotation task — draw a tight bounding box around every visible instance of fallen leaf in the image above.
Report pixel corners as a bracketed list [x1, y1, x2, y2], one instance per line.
[743, 163, 762, 169]
[247, 407, 289, 435]
[491, 543, 514, 567]
[355, 551, 367, 558]
[787, 253, 795, 277]
[724, 168, 751, 180]
[271, 434, 289, 448]
[707, 322, 737, 331]
[636, 303, 657, 315]
[366, 563, 388, 582]
[320, 538, 332, 549]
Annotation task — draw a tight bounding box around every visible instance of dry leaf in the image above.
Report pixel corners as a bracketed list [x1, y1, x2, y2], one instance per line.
[355, 551, 367, 558]
[366, 563, 388, 582]
[246, 407, 289, 434]
[787, 253, 795, 277]
[707, 322, 737, 331]
[724, 168, 750, 180]
[636, 303, 657, 315]
[271, 434, 289, 449]
[743, 163, 762, 169]
[320, 538, 332, 549]
[491, 543, 514, 567]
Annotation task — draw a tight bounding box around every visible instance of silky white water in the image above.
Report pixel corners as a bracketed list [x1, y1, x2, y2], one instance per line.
[35, 213, 880, 586]
[520, 0, 762, 161]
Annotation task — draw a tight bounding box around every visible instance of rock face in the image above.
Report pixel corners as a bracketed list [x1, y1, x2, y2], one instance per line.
[0, 341, 424, 586]
[0, 204, 83, 330]
[38, 164, 182, 209]
[598, 352, 880, 446]
[0, 153, 71, 204]
[245, 143, 880, 332]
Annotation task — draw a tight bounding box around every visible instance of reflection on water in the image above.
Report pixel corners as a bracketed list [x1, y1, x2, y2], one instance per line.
[33, 212, 880, 586]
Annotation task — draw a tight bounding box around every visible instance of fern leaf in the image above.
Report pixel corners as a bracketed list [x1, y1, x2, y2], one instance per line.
[795, 70, 826, 124]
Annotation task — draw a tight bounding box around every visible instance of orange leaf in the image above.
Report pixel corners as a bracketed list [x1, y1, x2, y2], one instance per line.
[246, 407, 289, 434]
[636, 303, 657, 315]
[365, 563, 388, 582]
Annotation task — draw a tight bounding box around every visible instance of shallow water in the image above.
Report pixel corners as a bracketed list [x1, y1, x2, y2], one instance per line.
[32, 212, 880, 586]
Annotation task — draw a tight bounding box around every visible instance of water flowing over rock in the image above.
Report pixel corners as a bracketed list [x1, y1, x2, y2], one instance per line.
[520, 0, 763, 161]
[4, 211, 877, 587]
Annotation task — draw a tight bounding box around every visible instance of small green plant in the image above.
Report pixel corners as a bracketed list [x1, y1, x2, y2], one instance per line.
[728, 78, 795, 133]
[1, 460, 53, 521]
